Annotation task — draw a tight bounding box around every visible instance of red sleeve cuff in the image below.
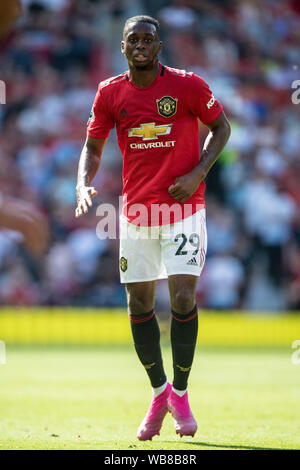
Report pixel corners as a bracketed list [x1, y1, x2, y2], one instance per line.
[201, 103, 223, 125]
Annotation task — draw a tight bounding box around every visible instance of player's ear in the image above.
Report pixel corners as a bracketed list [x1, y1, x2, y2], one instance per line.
[158, 41, 163, 55]
[121, 41, 125, 54]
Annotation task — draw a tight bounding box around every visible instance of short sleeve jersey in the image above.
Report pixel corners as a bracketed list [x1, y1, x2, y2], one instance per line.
[87, 63, 223, 226]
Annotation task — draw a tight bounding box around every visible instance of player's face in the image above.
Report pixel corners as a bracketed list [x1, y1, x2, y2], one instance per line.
[121, 22, 162, 70]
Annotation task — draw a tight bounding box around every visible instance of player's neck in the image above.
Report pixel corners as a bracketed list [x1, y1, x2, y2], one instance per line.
[128, 61, 160, 88]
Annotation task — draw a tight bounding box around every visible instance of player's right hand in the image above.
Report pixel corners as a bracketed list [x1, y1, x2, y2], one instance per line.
[75, 185, 98, 218]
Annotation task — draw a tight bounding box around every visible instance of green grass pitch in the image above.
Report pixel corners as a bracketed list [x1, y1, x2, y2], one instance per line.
[0, 345, 299, 450]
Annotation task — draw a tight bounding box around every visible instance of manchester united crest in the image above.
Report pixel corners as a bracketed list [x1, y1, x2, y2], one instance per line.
[120, 256, 128, 272]
[156, 96, 178, 118]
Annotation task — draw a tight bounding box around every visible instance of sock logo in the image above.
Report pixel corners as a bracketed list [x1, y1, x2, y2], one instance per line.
[176, 364, 191, 372]
[144, 362, 156, 370]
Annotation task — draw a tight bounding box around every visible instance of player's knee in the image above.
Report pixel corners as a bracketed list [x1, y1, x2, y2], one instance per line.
[171, 290, 195, 315]
[127, 293, 154, 315]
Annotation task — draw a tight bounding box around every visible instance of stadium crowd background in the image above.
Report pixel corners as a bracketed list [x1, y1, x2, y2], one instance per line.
[0, 0, 299, 312]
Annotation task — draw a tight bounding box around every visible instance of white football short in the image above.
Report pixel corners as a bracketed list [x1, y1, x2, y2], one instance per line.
[119, 209, 207, 283]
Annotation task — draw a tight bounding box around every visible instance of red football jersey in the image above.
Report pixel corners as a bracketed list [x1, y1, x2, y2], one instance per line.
[87, 63, 223, 226]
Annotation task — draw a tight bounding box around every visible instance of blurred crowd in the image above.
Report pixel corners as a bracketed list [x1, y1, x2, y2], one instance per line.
[0, 0, 299, 311]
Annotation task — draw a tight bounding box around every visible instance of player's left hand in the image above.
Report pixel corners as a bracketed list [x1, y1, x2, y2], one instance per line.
[168, 173, 203, 203]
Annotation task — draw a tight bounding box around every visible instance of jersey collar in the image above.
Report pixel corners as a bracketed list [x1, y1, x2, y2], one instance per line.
[126, 63, 165, 90]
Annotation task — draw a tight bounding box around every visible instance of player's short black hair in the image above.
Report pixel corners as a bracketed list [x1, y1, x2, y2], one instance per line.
[123, 15, 160, 37]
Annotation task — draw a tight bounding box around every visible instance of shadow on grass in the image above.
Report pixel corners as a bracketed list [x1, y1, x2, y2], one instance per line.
[164, 440, 293, 450]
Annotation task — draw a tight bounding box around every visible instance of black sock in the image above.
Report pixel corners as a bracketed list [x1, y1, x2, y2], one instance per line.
[129, 310, 167, 388]
[171, 304, 198, 391]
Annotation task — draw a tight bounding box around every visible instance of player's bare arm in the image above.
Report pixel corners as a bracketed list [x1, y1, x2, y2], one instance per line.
[75, 136, 106, 218]
[168, 111, 231, 202]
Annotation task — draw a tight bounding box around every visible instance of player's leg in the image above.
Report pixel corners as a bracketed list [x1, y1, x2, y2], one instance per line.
[168, 274, 199, 394]
[167, 274, 199, 437]
[126, 281, 171, 441]
[126, 281, 167, 390]
[119, 217, 170, 440]
[160, 209, 207, 437]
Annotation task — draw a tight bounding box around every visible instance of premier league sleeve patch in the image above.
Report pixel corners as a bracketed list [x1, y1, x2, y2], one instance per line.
[87, 107, 95, 125]
[156, 96, 178, 118]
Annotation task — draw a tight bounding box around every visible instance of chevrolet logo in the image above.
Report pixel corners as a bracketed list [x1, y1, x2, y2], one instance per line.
[128, 122, 172, 140]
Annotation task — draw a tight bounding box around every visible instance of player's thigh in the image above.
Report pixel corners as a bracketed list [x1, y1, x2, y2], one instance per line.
[160, 209, 207, 278]
[125, 280, 157, 315]
[119, 216, 167, 283]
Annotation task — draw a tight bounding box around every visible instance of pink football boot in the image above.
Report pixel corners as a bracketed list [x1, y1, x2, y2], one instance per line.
[137, 382, 172, 441]
[168, 389, 198, 437]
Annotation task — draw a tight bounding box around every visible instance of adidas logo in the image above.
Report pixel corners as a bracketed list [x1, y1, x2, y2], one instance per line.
[120, 107, 128, 117]
[187, 257, 198, 266]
